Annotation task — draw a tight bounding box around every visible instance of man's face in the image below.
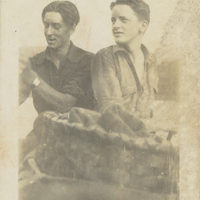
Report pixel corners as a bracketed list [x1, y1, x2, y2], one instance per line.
[111, 5, 144, 46]
[43, 12, 73, 49]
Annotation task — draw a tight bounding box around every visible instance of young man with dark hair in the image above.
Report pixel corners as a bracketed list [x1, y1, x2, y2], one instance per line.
[20, 1, 94, 113]
[19, 1, 94, 159]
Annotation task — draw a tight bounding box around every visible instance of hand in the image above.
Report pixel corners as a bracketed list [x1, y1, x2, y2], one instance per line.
[20, 59, 38, 87]
[57, 112, 69, 120]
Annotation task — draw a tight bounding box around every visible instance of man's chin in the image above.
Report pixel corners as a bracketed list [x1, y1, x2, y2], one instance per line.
[115, 40, 127, 46]
[114, 37, 126, 43]
[47, 44, 57, 49]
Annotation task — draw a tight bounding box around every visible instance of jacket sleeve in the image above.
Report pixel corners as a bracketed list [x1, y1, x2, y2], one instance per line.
[91, 49, 124, 113]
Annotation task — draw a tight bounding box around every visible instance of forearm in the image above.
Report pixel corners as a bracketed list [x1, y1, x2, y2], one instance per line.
[18, 80, 31, 106]
[20, 60, 77, 112]
[33, 79, 77, 113]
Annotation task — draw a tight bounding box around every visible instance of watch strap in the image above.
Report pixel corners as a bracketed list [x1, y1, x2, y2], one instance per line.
[32, 77, 40, 89]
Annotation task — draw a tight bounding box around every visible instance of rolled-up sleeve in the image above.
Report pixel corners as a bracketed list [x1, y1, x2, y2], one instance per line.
[91, 49, 124, 113]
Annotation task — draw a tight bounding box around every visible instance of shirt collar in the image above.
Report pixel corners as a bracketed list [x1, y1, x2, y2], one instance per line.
[36, 41, 81, 65]
[112, 43, 156, 64]
[113, 44, 127, 54]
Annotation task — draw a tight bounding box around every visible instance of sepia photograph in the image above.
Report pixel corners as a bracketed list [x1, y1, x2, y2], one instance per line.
[0, 0, 200, 199]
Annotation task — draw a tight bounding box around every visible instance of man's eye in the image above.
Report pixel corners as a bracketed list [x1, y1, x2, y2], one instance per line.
[121, 19, 128, 23]
[111, 19, 116, 24]
[54, 25, 60, 30]
[44, 24, 49, 28]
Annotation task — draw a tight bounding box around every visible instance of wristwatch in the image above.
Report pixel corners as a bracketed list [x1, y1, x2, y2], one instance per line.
[32, 77, 41, 89]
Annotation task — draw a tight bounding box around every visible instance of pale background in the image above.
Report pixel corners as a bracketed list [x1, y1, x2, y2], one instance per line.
[0, 0, 199, 200]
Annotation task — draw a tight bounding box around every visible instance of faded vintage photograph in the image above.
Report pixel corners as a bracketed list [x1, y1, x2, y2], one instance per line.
[14, 0, 199, 199]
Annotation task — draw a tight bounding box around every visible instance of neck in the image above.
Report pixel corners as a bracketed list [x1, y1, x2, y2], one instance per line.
[50, 40, 71, 61]
[127, 39, 142, 56]
[118, 34, 142, 58]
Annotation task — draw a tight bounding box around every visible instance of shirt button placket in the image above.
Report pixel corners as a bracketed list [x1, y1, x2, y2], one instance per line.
[54, 68, 60, 88]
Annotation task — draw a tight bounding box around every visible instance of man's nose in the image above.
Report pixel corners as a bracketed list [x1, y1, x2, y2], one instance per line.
[113, 19, 121, 29]
[46, 26, 53, 35]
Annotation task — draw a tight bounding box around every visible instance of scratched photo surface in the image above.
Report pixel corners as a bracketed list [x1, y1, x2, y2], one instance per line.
[0, 0, 200, 200]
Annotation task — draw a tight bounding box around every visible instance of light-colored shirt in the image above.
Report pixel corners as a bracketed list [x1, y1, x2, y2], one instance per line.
[91, 44, 158, 118]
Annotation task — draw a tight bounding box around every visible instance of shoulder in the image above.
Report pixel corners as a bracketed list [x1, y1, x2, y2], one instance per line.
[74, 45, 94, 56]
[95, 45, 114, 57]
[91, 46, 117, 74]
[142, 45, 158, 91]
[29, 50, 46, 66]
[141, 44, 156, 65]
[71, 44, 95, 63]
[92, 46, 116, 65]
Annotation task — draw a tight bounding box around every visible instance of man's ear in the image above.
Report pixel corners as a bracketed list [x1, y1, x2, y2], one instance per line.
[139, 20, 148, 33]
[70, 24, 76, 35]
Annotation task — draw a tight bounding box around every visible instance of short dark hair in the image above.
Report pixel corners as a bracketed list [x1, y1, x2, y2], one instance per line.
[110, 0, 150, 23]
[42, 1, 80, 27]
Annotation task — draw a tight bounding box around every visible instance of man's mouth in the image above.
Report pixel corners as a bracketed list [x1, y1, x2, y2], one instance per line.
[113, 32, 124, 36]
[47, 38, 56, 43]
